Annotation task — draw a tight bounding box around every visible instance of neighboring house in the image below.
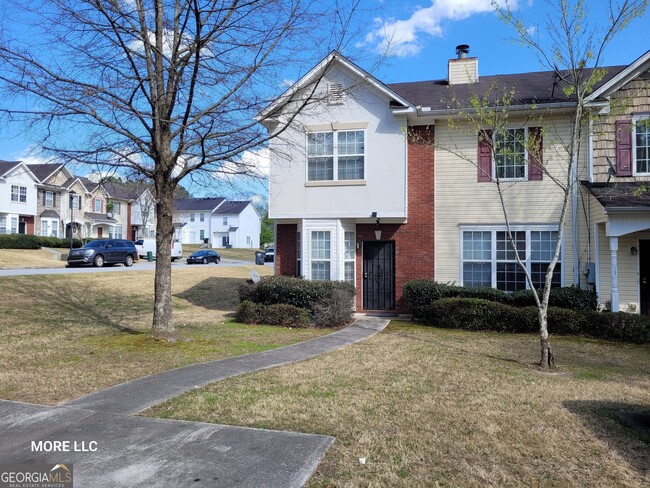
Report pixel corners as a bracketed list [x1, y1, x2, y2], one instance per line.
[129, 186, 156, 240]
[173, 198, 225, 244]
[211, 201, 261, 249]
[0, 160, 39, 235]
[172, 197, 261, 248]
[263, 48, 650, 315]
[28, 163, 71, 238]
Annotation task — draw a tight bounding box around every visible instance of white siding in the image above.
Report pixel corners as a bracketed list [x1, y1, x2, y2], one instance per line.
[0, 165, 38, 218]
[269, 66, 407, 220]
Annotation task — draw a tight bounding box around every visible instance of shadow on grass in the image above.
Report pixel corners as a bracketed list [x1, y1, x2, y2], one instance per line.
[12, 278, 144, 334]
[174, 277, 243, 311]
[563, 400, 650, 477]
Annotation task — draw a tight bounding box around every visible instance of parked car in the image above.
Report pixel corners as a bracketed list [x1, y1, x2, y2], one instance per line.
[67, 239, 138, 267]
[264, 248, 275, 262]
[134, 238, 183, 261]
[186, 249, 221, 264]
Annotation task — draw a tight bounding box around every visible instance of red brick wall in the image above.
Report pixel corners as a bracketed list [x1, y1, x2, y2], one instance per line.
[275, 224, 297, 276]
[355, 125, 435, 311]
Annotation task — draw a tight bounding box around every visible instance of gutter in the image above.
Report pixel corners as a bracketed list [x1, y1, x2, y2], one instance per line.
[396, 101, 580, 118]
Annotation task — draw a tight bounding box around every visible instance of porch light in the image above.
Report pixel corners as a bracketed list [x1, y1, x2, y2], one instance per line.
[375, 217, 382, 240]
[630, 246, 638, 256]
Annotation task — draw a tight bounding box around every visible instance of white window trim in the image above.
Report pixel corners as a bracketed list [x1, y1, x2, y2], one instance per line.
[459, 225, 564, 289]
[493, 127, 529, 182]
[94, 199, 102, 213]
[11, 185, 27, 203]
[309, 230, 332, 281]
[632, 113, 650, 176]
[343, 230, 356, 285]
[305, 129, 366, 183]
[45, 191, 54, 207]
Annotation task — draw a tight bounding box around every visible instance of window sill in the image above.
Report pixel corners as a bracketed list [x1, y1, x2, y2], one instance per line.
[305, 180, 367, 187]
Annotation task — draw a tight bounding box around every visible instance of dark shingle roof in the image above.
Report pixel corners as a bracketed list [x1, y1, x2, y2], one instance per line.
[387, 66, 627, 110]
[0, 160, 22, 177]
[26, 164, 64, 182]
[103, 181, 138, 200]
[40, 209, 60, 218]
[174, 197, 226, 211]
[212, 201, 251, 215]
[582, 181, 650, 210]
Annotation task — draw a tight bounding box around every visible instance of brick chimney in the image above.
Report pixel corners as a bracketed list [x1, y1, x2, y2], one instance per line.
[448, 44, 478, 85]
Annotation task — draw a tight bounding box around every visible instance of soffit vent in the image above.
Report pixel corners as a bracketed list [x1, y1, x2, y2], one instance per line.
[327, 82, 345, 105]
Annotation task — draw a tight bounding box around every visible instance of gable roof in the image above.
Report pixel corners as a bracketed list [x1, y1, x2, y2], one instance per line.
[387, 66, 626, 112]
[173, 197, 226, 212]
[26, 163, 66, 183]
[212, 200, 252, 215]
[102, 181, 138, 201]
[258, 51, 413, 122]
[62, 176, 91, 193]
[585, 49, 650, 102]
[0, 160, 22, 178]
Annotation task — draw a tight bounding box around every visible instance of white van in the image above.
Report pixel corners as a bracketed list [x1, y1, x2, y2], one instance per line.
[134, 238, 183, 261]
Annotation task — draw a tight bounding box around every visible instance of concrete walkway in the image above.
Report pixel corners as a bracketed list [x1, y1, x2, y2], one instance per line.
[0, 317, 389, 487]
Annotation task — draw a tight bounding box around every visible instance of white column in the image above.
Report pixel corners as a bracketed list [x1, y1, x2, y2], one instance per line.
[610, 236, 619, 312]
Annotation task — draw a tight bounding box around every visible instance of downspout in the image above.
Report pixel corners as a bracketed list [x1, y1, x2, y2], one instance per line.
[572, 126, 582, 287]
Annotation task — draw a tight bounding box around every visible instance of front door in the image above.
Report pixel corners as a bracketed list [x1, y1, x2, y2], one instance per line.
[222, 236, 229, 247]
[363, 241, 396, 310]
[18, 222, 26, 234]
[641, 240, 650, 315]
[97, 227, 103, 238]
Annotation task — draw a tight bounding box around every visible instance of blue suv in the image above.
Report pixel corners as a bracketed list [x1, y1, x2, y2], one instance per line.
[67, 239, 138, 267]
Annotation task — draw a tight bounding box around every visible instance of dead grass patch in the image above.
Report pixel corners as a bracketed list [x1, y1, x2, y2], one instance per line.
[0, 248, 66, 269]
[0, 265, 329, 405]
[147, 322, 650, 488]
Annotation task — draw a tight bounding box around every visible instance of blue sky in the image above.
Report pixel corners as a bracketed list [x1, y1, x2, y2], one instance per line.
[1, 0, 648, 199]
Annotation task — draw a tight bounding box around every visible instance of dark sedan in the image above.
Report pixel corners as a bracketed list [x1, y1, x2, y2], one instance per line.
[186, 249, 221, 264]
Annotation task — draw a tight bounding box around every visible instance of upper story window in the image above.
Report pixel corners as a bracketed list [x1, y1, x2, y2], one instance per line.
[494, 128, 527, 179]
[11, 185, 27, 203]
[199, 213, 205, 222]
[634, 115, 650, 174]
[223, 216, 228, 226]
[70, 194, 81, 210]
[307, 130, 364, 182]
[45, 191, 54, 207]
[94, 198, 102, 213]
[110, 201, 121, 214]
[190, 213, 195, 222]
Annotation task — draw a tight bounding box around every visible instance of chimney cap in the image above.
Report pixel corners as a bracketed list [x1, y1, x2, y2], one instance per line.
[456, 44, 470, 58]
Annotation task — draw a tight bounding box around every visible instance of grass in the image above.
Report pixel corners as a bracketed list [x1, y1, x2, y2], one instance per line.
[0, 245, 259, 269]
[0, 265, 329, 405]
[146, 321, 650, 488]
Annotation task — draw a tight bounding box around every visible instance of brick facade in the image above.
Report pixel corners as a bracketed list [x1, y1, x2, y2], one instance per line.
[355, 126, 435, 312]
[276, 223, 298, 276]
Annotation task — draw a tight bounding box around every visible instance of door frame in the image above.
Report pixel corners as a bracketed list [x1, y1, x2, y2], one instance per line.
[362, 240, 396, 311]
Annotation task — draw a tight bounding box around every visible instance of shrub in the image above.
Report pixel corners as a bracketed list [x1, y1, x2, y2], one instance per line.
[420, 297, 649, 343]
[245, 275, 355, 314]
[403, 280, 598, 317]
[235, 300, 310, 327]
[238, 279, 257, 302]
[312, 288, 355, 328]
[0, 234, 83, 249]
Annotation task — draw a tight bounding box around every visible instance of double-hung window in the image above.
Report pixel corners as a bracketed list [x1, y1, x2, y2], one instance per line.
[307, 130, 364, 181]
[462, 227, 562, 291]
[115, 225, 123, 239]
[190, 213, 195, 222]
[634, 115, 650, 174]
[11, 185, 27, 203]
[45, 191, 54, 207]
[310, 231, 331, 281]
[41, 219, 59, 237]
[494, 128, 527, 179]
[0, 216, 7, 234]
[200, 213, 205, 222]
[94, 199, 102, 213]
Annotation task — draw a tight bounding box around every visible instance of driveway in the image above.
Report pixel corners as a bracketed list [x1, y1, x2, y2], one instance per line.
[0, 260, 272, 277]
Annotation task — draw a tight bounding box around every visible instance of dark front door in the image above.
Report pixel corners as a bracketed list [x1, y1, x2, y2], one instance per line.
[97, 227, 103, 238]
[18, 222, 26, 234]
[363, 241, 395, 310]
[641, 240, 650, 315]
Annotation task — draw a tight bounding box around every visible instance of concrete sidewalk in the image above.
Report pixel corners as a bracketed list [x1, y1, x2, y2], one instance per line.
[0, 317, 389, 487]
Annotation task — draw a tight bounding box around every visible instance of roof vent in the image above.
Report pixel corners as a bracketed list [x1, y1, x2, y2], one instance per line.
[456, 44, 470, 59]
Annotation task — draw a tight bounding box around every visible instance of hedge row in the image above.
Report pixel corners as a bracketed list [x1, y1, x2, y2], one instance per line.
[402, 280, 598, 318]
[237, 276, 356, 328]
[0, 234, 83, 249]
[422, 298, 649, 344]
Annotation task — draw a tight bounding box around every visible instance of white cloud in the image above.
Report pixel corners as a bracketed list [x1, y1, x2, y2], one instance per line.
[526, 25, 537, 36]
[360, 0, 518, 57]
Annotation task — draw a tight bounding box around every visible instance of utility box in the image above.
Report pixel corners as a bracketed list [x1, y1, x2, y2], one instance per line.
[255, 251, 265, 265]
[585, 263, 596, 284]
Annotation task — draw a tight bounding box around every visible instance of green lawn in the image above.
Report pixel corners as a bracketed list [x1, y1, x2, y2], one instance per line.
[147, 322, 650, 488]
[0, 265, 328, 405]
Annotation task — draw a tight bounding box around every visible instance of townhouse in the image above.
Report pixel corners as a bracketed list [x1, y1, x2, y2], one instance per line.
[263, 47, 650, 315]
[0, 162, 155, 241]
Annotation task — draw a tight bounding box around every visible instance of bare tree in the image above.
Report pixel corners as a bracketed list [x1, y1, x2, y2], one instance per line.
[0, 0, 361, 340]
[436, 0, 646, 369]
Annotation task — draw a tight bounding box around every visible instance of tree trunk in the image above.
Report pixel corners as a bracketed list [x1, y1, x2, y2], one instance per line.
[539, 308, 555, 370]
[152, 177, 176, 342]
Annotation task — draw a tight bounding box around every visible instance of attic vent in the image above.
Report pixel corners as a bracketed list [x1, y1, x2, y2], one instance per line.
[327, 83, 344, 105]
